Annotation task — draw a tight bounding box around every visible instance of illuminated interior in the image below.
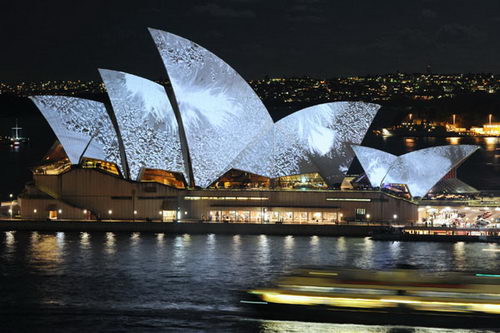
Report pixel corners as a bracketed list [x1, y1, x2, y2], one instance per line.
[33, 142, 73, 175]
[417, 206, 500, 228]
[140, 169, 186, 189]
[273, 173, 328, 190]
[208, 209, 339, 223]
[382, 183, 411, 199]
[81, 158, 120, 176]
[209, 169, 270, 190]
[33, 158, 72, 175]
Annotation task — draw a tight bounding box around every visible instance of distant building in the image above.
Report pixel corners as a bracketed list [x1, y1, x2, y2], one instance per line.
[470, 123, 500, 136]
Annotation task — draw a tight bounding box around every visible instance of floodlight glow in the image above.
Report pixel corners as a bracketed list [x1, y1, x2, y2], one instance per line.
[149, 28, 273, 188]
[30, 95, 123, 173]
[99, 69, 186, 181]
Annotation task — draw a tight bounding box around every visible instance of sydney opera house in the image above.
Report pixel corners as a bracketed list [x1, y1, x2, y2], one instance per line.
[18, 29, 480, 224]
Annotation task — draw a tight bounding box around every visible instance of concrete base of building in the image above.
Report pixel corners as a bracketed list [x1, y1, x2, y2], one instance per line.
[0, 220, 391, 236]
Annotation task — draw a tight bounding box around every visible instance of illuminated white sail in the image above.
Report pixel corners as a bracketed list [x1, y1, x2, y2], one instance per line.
[234, 102, 380, 184]
[100, 69, 186, 181]
[352, 145, 397, 188]
[382, 145, 480, 197]
[149, 28, 273, 188]
[30, 95, 123, 173]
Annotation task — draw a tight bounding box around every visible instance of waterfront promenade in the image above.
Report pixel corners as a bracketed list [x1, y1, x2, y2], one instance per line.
[0, 219, 386, 236]
[3, 220, 500, 242]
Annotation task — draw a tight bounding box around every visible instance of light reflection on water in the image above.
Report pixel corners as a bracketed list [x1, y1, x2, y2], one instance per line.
[232, 234, 241, 260]
[156, 232, 164, 247]
[484, 137, 498, 151]
[258, 234, 270, 266]
[29, 232, 64, 271]
[446, 137, 461, 145]
[105, 232, 115, 255]
[80, 232, 90, 249]
[454, 242, 465, 270]
[5, 231, 15, 252]
[2, 231, 500, 331]
[284, 235, 294, 251]
[389, 240, 401, 258]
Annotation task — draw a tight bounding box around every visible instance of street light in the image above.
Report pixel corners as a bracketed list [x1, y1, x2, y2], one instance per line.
[9, 194, 14, 219]
[366, 213, 371, 225]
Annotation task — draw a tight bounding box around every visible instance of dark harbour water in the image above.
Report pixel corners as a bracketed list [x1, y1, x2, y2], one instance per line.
[2, 231, 500, 332]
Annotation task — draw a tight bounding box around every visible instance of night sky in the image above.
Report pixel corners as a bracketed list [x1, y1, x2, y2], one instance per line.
[2, 0, 500, 82]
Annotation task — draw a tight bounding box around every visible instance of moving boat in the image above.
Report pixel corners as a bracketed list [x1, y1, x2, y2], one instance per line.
[241, 267, 500, 328]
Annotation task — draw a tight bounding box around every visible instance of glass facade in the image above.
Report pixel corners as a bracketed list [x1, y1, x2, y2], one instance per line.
[273, 173, 328, 190]
[418, 206, 500, 228]
[208, 208, 339, 224]
[140, 169, 185, 189]
[33, 158, 72, 175]
[81, 158, 120, 176]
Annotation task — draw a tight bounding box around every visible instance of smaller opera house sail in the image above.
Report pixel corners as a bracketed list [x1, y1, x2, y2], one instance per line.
[30, 95, 124, 174]
[234, 102, 380, 186]
[353, 144, 480, 198]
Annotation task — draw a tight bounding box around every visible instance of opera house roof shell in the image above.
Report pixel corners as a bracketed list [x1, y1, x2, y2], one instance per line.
[30, 29, 479, 195]
[30, 29, 380, 188]
[352, 145, 480, 197]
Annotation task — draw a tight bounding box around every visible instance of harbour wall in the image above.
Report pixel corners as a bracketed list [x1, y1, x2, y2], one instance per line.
[0, 220, 387, 236]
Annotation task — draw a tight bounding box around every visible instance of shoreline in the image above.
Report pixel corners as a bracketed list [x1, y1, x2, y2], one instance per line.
[2, 220, 500, 242]
[0, 220, 386, 236]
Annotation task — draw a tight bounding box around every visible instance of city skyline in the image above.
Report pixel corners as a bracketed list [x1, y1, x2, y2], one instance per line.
[2, 0, 500, 82]
[2, 73, 498, 105]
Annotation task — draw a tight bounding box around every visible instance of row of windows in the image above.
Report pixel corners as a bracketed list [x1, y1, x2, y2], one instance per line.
[184, 196, 268, 201]
[185, 196, 371, 202]
[326, 198, 371, 202]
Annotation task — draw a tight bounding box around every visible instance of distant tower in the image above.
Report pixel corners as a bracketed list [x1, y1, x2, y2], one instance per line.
[426, 64, 432, 75]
